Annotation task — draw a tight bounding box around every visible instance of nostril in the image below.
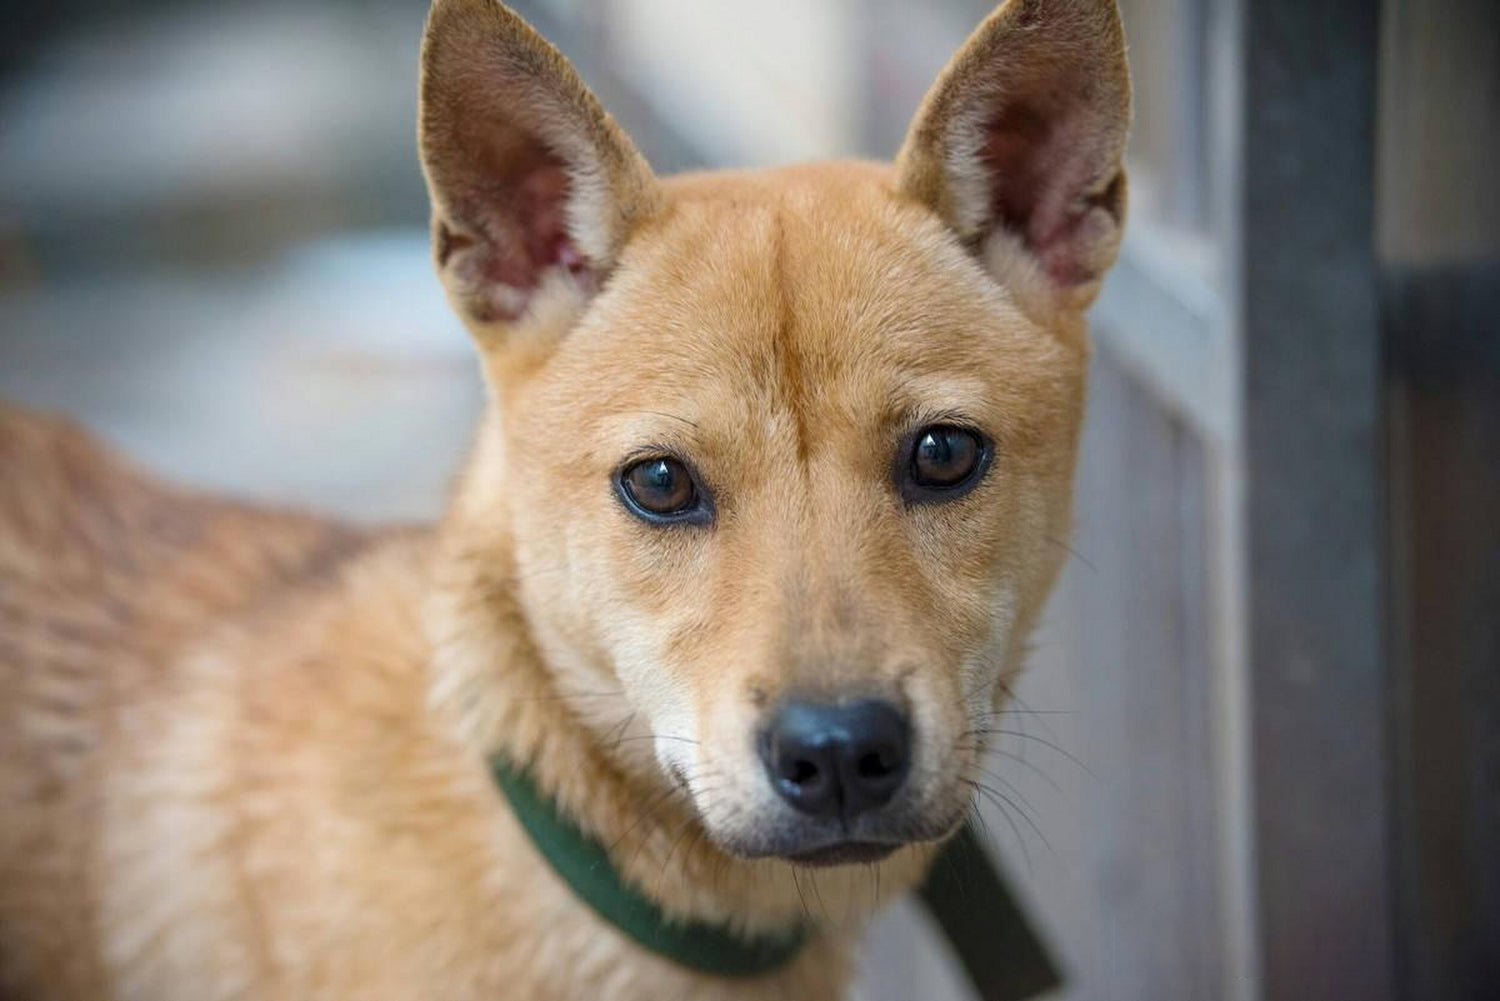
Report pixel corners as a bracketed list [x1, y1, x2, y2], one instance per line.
[856, 748, 899, 780]
[838, 701, 911, 814]
[783, 756, 821, 787]
[762, 735, 840, 819]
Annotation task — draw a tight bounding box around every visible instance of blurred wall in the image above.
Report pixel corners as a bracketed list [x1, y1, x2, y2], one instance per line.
[1, 0, 478, 522]
[1380, 1, 1500, 997]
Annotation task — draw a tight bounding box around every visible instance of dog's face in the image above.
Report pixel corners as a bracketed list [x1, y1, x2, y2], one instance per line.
[421, 0, 1129, 864]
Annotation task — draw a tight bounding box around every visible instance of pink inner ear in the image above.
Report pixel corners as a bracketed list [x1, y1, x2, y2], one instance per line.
[517, 166, 586, 279]
[480, 162, 588, 314]
[982, 99, 1120, 288]
[435, 146, 591, 324]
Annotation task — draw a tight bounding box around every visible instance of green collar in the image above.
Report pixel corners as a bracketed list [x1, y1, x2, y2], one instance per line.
[488, 756, 809, 977]
[489, 754, 1060, 998]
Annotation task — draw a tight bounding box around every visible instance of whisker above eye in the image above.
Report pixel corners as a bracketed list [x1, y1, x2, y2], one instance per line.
[632, 410, 700, 430]
[1044, 533, 1097, 573]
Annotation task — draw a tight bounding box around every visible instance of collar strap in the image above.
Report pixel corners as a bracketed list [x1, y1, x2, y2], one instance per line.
[489, 755, 1061, 997]
[917, 823, 1062, 1001]
[488, 756, 809, 977]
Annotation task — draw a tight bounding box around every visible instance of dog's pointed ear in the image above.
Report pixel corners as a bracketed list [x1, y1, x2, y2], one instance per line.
[419, 0, 660, 331]
[895, 0, 1131, 312]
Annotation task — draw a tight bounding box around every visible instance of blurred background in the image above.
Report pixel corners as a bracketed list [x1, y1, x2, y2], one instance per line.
[2, 1, 1496, 1000]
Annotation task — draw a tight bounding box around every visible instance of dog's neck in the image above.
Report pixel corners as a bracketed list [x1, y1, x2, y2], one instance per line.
[421, 488, 933, 938]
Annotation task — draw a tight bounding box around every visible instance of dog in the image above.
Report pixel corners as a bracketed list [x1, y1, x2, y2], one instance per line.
[0, 1, 1130, 998]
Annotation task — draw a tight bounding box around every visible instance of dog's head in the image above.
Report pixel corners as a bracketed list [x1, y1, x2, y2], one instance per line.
[420, 0, 1129, 865]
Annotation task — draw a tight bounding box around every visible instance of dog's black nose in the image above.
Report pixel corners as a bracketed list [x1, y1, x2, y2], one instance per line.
[759, 699, 911, 820]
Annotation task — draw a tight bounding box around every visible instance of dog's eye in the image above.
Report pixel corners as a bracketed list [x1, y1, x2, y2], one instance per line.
[913, 427, 980, 486]
[900, 425, 990, 502]
[617, 457, 707, 523]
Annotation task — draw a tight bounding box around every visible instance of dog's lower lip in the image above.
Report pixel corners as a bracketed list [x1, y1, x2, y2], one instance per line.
[785, 841, 899, 867]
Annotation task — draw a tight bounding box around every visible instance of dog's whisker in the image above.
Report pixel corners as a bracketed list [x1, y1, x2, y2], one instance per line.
[611, 734, 700, 746]
[964, 780, 1033, 873]
[994, 683, 1070, 747]
[511, 692, 629, 705]
[655, 809, 705, 897]
[789, 866, 812, 920]
[605, 711, 638, 754]
[1044, 533, 1097, 572]
[966, 777, 1052, 864]
[986, 747, 1065, 796]
[966, 774, 1050, 846]
[967, 708, 1077, 720]
[806, 869, 828, 922]
[632, 410, 700, 430]
[978, 729, 1092, 777]
[603, 782, 685, 857]
[964, 803, 1005, 889]
[626, 801, 680, 872]
[970, 763, 1047, 821]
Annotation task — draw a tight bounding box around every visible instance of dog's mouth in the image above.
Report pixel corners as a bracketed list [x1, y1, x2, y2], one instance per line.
[785, 840, 900, 867]
[696, 799, 973, 870]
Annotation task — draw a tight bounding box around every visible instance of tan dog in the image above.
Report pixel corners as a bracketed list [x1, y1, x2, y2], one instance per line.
[0, 1, 1130, 998]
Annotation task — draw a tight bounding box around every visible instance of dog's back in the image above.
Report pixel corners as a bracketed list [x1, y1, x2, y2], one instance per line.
[0, 407, 367, 997]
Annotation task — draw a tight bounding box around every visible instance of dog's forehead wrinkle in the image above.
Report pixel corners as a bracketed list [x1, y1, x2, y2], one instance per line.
[768, 203, 814, 474]
[609, 174, 1021, 450]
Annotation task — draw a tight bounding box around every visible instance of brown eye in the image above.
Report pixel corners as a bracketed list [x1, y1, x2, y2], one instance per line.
[618, 457, 708, 523]
[902, 425, 989, 501]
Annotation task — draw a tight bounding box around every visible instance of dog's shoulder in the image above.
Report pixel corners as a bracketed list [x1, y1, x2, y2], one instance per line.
[0, 406, 442, 998]
[0, 403, 385, 787]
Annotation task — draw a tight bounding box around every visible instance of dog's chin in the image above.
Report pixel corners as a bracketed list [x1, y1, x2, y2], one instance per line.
[784, 840, 901, 868]
[712, 832, 906, 868]
[702, 808, 966, 869]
